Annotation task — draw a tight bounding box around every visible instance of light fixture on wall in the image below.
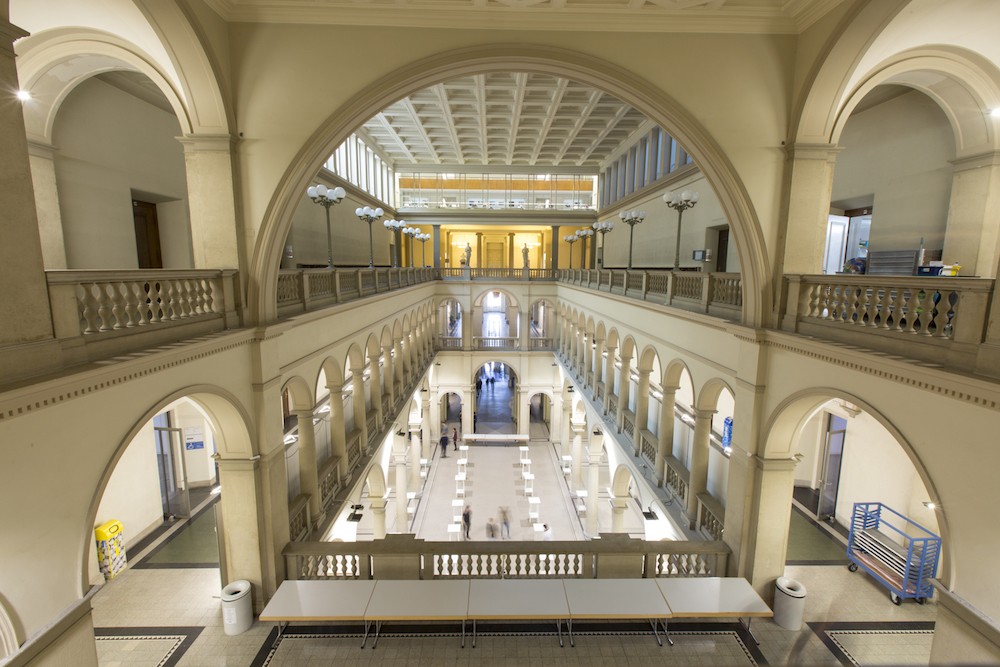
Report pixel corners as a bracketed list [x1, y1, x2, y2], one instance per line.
[563, 234, 578, 269]
[382, 218, 405, 268]
[922, 501, 940, 511]
[307, 184, 346, 268]
[838, 400, 862, 418]
[347, 503, 365, 521]
[662, 190, 699, 269]
[353, 205, 384, 268]
[618, 210, 646, 269]
[16, 89, 31, 102]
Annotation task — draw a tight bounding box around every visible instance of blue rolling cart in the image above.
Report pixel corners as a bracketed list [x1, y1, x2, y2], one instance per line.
[847, 502, 941, 605]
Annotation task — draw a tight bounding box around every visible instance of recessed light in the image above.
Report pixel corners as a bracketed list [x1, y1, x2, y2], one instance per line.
[16, 90, 31, 102]
[991, 108, 1000, 118]
[922, 501, 937, 510]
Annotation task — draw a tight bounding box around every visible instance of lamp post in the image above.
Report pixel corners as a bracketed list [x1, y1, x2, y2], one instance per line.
[663, 190, 699, 269]
[354, 205, 384, 268]
[307, 184, 346, 267]
[402, 227, 420, 267]
[416, 233, 431, 267]
[592, 220, 614, 268]
[563, 234, 578, 270]
[383, 219, 405, 267]
[575, 228, 594, 269]
[618, 210, 646, 269]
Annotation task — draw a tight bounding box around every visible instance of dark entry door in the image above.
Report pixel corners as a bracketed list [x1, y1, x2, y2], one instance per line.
[133, 200, 163, 268]
[716, 228, 730, 272]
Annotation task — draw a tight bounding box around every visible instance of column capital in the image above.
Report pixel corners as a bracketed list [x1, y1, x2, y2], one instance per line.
[784, 141, 842, 162]
[176, 133, 238, 153]
[293, 409, 314, 420]
[693, 408, 717, 421]
[326, 381, 344, 394]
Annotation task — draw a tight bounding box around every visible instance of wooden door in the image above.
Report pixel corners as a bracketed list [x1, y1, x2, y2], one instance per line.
[133, 200, 163, 269]
[715, 228, 729, 272]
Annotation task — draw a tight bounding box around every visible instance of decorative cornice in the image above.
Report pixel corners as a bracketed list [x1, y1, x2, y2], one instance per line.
[0, 331, 256, 422]
[950, 150, 1000, 172]
[784, 141, 843, 161]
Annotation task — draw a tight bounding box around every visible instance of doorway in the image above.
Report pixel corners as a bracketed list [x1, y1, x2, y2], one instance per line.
[133, 200, 163, 269]
[153, 413, 190, 521]
[823, 215, 849, 275]
[715, 228, 729, 272]
[817, 413, 848, 522]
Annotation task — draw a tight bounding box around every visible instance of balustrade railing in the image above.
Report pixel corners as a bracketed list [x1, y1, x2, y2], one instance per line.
[622, 410, 636, 441]
[435, 336, 462, 350]
[608, 393, 619, 416]
[318, 456, 342, 511]
[289, 494, 312, 542]
[277, 267, 436, 317]
[347, 429, 362, 469]
[529, 337, 554, 350]
[284, 534, 729, 581]
[639, 430, 658, 465]
[696, 493, 725, 542]
[783, 274, 993, 373]
[46, 270, 241, 354]
[474, 336, 520, 350]
[664, 455, 690, 507]
[596, 382, 605, 401]
[558, 269, 743, 321]
[439, 267, 556, 281]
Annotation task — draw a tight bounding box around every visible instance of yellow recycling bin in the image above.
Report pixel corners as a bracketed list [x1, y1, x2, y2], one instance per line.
[95, 519, 127, 580]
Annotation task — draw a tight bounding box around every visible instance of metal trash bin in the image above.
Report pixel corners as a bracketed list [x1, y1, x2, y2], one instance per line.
[774, 576, 807, 631]
[220, 579, 253, 635]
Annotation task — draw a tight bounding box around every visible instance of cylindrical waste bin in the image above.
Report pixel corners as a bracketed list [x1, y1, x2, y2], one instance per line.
[774, 577, 807, 631]
[221, 580, 253, 635]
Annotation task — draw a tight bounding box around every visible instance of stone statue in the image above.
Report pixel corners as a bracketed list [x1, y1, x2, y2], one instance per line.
[522, 243, 530, 268]
[464, 243, 472, 267]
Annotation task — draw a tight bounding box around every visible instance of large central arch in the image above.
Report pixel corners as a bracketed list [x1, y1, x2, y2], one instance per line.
[247, 43, 772, 327]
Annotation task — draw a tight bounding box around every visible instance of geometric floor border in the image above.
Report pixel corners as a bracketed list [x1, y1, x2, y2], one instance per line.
[94, 626, 203, 667]
[808, 621, 935, 666]
[250, 620, 768, 666]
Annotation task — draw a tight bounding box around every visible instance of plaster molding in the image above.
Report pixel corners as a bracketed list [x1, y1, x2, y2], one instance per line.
[950, 150, 1000, 172]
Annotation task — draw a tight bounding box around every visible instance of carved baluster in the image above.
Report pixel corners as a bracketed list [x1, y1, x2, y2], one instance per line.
[108, 282, 126, 330]
[78, 284, 99, 334]
[96, 283, 114, 332]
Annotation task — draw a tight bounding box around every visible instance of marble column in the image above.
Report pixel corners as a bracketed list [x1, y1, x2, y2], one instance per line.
[610, 496, 629, 533]
[294, 410, 321, 522]
[586, 429, 602, 535]
[780, 143, 840, 275]
[370, 497, 388, 539]
[616, 355, 633, 432]
[177, 134, 242, 268]
[393, 449, 409, 532]
[655, 387, 678, 486]
[432, 224, 442, 268]
[27, 140, 67, 269]
[326, 382, 348, 480]
[686, 408, 716, 524]
[634, 370, 651, 457]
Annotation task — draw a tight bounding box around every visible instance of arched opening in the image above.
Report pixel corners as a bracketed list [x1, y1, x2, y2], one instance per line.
[529, 299, 555, 349]
[473, 362, 518, 433]
[528, 391, 552, 440]
[473, 288, 520, 348]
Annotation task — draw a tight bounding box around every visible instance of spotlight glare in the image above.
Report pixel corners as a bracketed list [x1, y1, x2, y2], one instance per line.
[16, 90, 31, 102]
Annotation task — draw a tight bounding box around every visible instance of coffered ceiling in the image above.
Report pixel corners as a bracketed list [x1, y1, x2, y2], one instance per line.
[361, 73, 648, 169]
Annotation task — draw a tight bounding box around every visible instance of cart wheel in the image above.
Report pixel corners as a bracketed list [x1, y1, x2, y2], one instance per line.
[890, 592, 902, 606]
[916, 597, 926, 605]
[848, 563, 858, 572]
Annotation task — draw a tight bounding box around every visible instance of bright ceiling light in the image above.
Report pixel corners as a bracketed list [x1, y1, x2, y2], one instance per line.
[16, 90, 31, 102]
[991, 108, 1000, 118]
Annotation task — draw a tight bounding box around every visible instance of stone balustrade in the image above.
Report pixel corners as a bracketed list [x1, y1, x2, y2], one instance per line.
[283, 533, 729, 581]
[318, 456, 343, 512]
[439, 267, 556, 281]
[277, 267, 437, 317]
[529, 337, 555, 350]
[696, 492, 725, 541]
[558, 269, 743, 320]
[664, 455, 690, 508]
[289, 494, 312, 542]
[783, 274, 995, 374]
[474, 336, 520, 350]
[622, 410, 636, 441]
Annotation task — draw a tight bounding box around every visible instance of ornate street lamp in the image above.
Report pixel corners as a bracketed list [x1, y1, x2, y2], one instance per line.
[618, 210, 646, 269]
[563, 234, 578, 270]
[307, 184, 346, 267]
[354, 205, 384, 268]
[592, 220, 614, 268]
[663, 190, 699, 269]
[383, 218, 405, 267]
[416, 233, 431, 267]
[575, 228, 594, 269]
[402, 227, 420, 267]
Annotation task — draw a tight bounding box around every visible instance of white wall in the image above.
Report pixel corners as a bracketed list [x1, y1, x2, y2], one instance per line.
[707, 447, 729, 503]
[832, 89, 954, 253]
[52, 77, 192, 269]
[794, 410, 823, 488]
[90, 420, 162, 581]
[173, 402, 216, 487]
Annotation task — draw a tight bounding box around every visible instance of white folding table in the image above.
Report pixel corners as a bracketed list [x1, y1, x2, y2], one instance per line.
[364, 580, 471, 648]
[467, 579, 570, 647]
[655, 577, 772, 645]
[563, 578, 672, 646]
[259, 579, 377, 647]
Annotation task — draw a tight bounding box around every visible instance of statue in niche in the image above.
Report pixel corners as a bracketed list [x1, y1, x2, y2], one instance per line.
[522, 243, 530, 268]
[464, 243, 472, 267]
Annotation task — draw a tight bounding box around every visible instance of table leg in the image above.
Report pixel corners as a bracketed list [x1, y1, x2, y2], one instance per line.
[361, 620, 370, 649]
[272, 622, 285, 649]
[556, 619, 564, 648]
[472, 619, 477, 648]
[461, 620, 466, 648]
[662, 618, 674, 646]
[371, 621, 382, 649]
[568, 619, 575, 647]
[741, 617, 760, 645]
[649, 618, 662, 647]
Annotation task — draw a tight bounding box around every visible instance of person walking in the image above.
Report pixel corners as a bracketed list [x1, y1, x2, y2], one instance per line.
[439, 432, 449, 458]
[462, 505, 472, 539]
[542, 523, 553, 541]
[452, 427, 459, 451]
[499, 506, 511, 539]
[486, 517, 497, 539]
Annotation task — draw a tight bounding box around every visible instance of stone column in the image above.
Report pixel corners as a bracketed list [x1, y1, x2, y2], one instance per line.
[610, 496, 629, 533]
[326, 381, 348, 480]
[370, 497, 388, 539]
[779, 143, 840, 276]
[550, 225, 560, 269]
[462, 388, 474, 435]
[294, 410, 322, 523]
[352, 366, 367, 461]
[593, 337, 605, 391]
[216, 456, 267, 605]
[381, 342, 395, 409]
[0, 19, 56, 353]
[432, 224, 442, 268]
[421, 390, 433, 460]
[369, 357, 384, 432]
[177, 134, 242, 268]
[394, 449, 409, 532]
[634, 369, 651, 456]
[476, 232, 483, 267]
[603, 346, 616, 415]
[616, 355, 632, 431]
[461, 300, 473, 349]
[586, 429, 602, 536]
[27, 141, 67, 269]
[686, 408, 716, 524]
[571, 417, 585, 489]
[655, 386, 677, 486]
[519, 306, 530, 350]
[409, 422, 422, 488]
[508, 232, 515, 268]
[739, 456, 797, 596]
[943, 152, 1000, 278]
